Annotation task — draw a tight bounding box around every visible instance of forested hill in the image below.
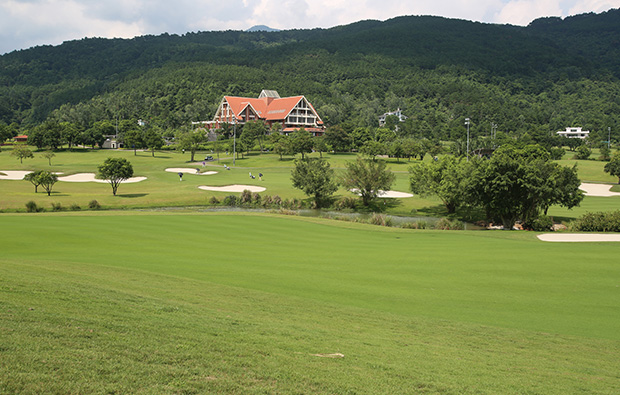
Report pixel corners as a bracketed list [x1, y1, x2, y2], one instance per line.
[0, 9, 619, 140]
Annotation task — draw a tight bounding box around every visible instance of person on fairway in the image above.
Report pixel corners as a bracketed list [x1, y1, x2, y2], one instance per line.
[178, 172, 183, 181]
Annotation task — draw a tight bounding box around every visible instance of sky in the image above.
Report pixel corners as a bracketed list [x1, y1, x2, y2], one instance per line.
[0, 0, 618, 54]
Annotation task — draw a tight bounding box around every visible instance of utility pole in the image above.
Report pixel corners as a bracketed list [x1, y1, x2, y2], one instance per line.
[465, 118, 471, 161]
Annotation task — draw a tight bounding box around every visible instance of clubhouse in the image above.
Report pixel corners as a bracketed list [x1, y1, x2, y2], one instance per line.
[195, 90, 325, 136]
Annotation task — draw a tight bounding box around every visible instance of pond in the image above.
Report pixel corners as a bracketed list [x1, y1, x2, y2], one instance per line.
[138, 206, 484, 230]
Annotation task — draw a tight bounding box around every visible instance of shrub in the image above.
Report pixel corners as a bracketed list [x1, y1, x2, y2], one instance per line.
[549, 147, 565, 160]
[88, 200, 101, 210]
[434, 218, 464, 230]
[569, 211, 620, 232]
[252, 193, 261, 205]
[276, 208, 298, 216]
[272, 195, 282, 206]
[261, 195, 273, 207]
[25, 201, 39, 213]
[401, 221, 427, 229]
[240, 189, 253, 204]
[51, 202, 63, 211]
[209, 196, 220, 205]
[222, 195, 238, 206]
[335, 197, 357, 210]
[575, 145, 591, 160]
[70, 203, 81, 211]
[369, 213, 393, 227]
[523, 215, 553, 231]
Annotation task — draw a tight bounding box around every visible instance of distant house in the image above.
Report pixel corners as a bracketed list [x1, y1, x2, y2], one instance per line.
[557, 127, 589, 139]
[195, 90, 325, 136]
[102, 135, 121, 149]
[13, 135, 28, 143]
[378, 109, 407, 127]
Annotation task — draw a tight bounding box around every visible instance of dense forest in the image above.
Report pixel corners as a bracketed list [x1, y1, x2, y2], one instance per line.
[0, 9, 619, 143]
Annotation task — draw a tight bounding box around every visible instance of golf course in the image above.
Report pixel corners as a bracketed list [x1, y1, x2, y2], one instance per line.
[2, 147, 620, 393]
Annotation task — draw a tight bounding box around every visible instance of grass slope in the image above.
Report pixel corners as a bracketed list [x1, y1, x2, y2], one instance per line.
[1, 213, 619, 393]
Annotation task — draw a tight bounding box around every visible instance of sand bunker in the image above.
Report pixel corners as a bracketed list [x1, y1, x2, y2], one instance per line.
[350, 189, 413, 198]
[579, 183, 620, 197]
[165, 168, 217, 175]
[538, 233, 620, 242]
[0, 170, 33, 180]
[198, 185, 266, 193]
[57, 173, 147, 183]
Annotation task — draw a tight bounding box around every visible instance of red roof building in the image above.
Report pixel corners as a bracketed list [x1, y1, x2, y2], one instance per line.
[14, 135, 28, 143]
[196, 90, 325, 136]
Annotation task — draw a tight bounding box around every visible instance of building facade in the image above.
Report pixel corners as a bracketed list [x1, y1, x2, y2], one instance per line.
[378, 108, 408, 127]
[196, 90, 325, 136]
[557, 127, 590, 139]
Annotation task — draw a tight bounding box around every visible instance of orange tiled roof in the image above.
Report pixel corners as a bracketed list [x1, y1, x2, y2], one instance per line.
[224, 95, 306, 121]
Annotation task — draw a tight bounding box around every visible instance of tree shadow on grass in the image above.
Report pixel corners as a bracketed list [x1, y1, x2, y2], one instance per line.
[117, 193, 149, 198]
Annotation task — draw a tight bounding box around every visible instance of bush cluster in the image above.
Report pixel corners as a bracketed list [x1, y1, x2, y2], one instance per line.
[433, 218, 465, 230]
[569, 211, 620, 232]
[522, 215, 554, 231]
[25, 201, 43, 212]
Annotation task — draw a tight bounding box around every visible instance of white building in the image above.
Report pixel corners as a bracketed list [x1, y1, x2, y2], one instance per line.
[557, 127, 589, 139]
[378, 108, 408, 127]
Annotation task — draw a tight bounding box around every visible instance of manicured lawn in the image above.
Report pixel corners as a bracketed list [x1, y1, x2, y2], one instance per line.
[1, 212, 619, 393]
[2, 146, 620, 219]
[0, 147, 440, 214]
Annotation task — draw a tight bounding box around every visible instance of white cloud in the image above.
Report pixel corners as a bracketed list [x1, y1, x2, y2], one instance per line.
[493, 0, 563, 25]
[568, 0, 619, 15]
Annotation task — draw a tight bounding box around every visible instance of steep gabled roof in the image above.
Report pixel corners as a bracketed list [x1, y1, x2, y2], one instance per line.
[214, 92, 323, 126]
[264, 96, 303, 120]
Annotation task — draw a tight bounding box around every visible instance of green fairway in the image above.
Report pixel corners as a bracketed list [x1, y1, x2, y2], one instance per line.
[2, 147, 620, 220]
[1, 212, 619, 393]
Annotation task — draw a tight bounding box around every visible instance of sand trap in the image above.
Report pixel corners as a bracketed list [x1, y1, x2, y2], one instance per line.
[579, 183, 620, 197]
[350, 189, 413, 198]
[0, 170, 33, 180]
[165, 167, 217, 175]
[198, 185, 266, 193]
[58, 173, 147, 183]
[538, 233, 620, 242]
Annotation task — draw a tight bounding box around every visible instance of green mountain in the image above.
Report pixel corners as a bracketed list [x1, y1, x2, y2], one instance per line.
[0, 9, 618, 141]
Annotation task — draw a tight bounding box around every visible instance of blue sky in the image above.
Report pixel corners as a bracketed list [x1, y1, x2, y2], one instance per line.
[0, 0, 618, 54]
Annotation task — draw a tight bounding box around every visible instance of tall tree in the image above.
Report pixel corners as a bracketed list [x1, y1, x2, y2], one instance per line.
[409, 155, 470, 213]
[41, 151, 55, 165]
[143, 128, 164, 157]
[243, 120, 267, 153]
[98, 157, 134, 196]
[11, 144, 34, 164]
[290, 128, 314, 159]
[24, 170, 44, 192]
[604, 153, 620, 183]
[291, 158, 339, 208]
[37, 171, 58, 196]
[341, 157, 395, 206]
[176, 128, 206, 162]
[469, 144, 583, 229]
